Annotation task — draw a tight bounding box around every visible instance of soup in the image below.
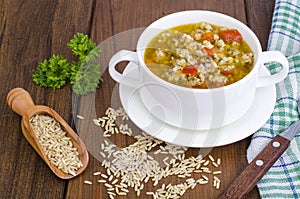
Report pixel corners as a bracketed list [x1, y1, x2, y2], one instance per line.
[144, 22, 254, 88]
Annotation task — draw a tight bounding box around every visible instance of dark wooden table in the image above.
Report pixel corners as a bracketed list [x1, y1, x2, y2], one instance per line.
[0, 0, 276, 198]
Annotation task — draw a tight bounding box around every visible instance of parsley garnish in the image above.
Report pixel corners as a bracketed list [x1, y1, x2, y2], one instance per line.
[68, 32, 96, 60]
[71, 47, 103, 95]
[32, 55, 70, 89]
[32, 33, 102, 95]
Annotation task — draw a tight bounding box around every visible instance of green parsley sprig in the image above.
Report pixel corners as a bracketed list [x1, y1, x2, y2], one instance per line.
[32, 55, 70, 89]
[32, 33, 102, 95]
[68, 32, 96, 60]
[71, 47, 103, 95]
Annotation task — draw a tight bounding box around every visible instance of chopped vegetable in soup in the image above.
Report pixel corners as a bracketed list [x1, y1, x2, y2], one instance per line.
[144, 22, 254, 88]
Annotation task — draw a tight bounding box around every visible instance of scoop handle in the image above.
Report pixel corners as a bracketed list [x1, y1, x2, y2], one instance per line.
[7, 88, 35, 116]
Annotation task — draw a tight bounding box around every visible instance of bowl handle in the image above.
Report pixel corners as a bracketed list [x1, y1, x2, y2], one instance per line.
[109, 50, 140, 86]
[256, 51, 289, 88]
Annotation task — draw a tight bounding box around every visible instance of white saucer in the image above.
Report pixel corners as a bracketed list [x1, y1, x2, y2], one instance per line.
[119, 62, 276, 148]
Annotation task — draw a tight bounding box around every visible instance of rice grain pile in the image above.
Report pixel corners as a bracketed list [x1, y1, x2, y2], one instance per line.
[84, 107, 222, 198]
[30, 114, 83, 176]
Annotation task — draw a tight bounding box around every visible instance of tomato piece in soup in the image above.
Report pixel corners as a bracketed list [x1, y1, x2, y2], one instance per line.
[221, 69, 234, 76]
[182, 66, 198, 75]
[219, 29, 243, 42]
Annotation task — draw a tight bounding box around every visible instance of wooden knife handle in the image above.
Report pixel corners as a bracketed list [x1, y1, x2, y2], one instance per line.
[218, 135, 290, 199]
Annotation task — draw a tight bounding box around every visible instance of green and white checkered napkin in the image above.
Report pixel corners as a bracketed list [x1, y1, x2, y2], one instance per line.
[247, 0, 300, 198]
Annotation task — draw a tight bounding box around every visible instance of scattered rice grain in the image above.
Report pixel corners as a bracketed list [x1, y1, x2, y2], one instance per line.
[202, 175, 209, 181]
[212, 162, 219, 168]
[101, 174, 108, 179]
[76, 115, 84, 120]
[93, 171, 101, 176]
[213, 171, 222, 175]
[105, 183, 113, 188]
[121, 188, 129, 193]
[84, 180, 92, 185]
[111, 179, 118, 184]
[109, 194, 115, 199]
[208, 155, 215, 162]
[90, 107, 223, 198]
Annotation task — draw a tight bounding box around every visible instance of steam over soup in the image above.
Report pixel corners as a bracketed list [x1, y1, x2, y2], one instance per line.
[144, 22, 254, 88]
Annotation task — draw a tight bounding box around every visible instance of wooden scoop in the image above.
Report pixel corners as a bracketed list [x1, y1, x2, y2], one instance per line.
[7, 88, 89, 179]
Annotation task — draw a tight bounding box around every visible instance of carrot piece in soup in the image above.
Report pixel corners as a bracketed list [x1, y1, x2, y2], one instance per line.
[203, 47, 218, 56]
[201, 32, 214, 42]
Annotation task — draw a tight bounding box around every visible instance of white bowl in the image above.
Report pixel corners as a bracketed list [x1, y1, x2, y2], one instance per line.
[109, 10, 288, 130]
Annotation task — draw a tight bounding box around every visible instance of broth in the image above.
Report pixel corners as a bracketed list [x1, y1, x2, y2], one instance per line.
[144, 22, 254, 88]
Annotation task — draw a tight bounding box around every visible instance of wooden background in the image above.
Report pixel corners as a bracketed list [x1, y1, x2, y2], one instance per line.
[0, 0, 275, 198]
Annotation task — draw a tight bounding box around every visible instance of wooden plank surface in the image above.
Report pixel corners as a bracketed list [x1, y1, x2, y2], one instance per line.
[0, 0, 93, 198]
[0, 0, 275, 198]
